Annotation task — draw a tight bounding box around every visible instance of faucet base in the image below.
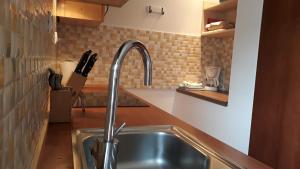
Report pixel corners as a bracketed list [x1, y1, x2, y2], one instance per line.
[90, 138, 119, 169]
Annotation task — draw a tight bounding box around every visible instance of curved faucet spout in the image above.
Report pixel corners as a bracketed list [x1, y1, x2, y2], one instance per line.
[111, 40, 152, 87]
[102, 40, 152, 169]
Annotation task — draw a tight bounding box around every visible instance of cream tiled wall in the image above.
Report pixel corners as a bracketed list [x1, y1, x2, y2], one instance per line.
[0, 1, 56, 169]
[201, 37, 234, 90]
[57, 24, 202, 89]
[57, 23, 234, 89]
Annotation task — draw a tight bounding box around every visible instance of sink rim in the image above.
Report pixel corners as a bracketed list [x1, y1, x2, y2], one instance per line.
[72, 125, 243, 169]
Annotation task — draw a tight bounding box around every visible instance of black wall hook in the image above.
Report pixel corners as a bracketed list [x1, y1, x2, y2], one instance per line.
[148, 6, 165, 15]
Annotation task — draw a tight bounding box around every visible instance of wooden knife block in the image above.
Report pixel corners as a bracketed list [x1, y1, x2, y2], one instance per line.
[49, 72, 87, 123]
[49, 89, 72, 123]
[66, 72, 87, 104]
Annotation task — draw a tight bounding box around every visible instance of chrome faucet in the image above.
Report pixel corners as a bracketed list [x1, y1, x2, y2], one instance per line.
[101, 40, 152, 169]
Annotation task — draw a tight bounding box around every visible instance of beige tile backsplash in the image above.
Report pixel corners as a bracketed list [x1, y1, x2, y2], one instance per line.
[201, 37, 233, 90]
[57, 24, 203, 89]
[57, 23, 233, 89]
[0, 0, 56, 169]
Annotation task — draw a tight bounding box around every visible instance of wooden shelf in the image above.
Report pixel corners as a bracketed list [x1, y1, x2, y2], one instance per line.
[58, 17, 102, 26]
[176, 88, 228, 106]
[202, 28, 235, 38]
[202, 0, 237, 38]
[204, 0, 238, 12]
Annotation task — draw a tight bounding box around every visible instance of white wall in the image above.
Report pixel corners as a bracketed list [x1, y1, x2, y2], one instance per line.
[104, 0, 264, 154]
[127, 89, 176, 113]
[172, 0, 264, 154]
[103, 0, 202, 36]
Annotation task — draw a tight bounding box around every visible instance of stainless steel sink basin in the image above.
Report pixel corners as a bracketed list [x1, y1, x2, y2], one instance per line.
[72, 125, 242, 169]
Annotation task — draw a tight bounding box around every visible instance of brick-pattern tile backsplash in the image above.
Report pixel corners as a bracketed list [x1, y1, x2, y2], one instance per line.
[57, 24, 202, 89]
[0, 1, 56, 169]
[201, 37, 234, 90]
[57, 24, 233, 89]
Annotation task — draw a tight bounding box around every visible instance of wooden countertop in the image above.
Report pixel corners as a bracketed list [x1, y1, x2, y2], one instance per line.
[37, 87, 270, 169]
[176, 88, 229, 106]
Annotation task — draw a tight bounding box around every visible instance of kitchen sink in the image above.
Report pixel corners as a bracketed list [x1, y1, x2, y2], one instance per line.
[72, 125, 242, 169]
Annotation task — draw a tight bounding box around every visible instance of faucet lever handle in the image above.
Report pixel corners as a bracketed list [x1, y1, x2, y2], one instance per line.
[114, 122, 126, 137]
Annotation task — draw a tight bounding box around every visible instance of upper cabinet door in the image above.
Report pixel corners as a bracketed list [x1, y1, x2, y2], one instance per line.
[64, 1, 103, 20]
[57, 0, 104, 26]
[98, 0, 129, 7]
[80, 0, 129, 7]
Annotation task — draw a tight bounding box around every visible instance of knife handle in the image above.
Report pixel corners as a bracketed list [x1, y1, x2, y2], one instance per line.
[74, 50, 92, 74]
[82, 53, 98, 77]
